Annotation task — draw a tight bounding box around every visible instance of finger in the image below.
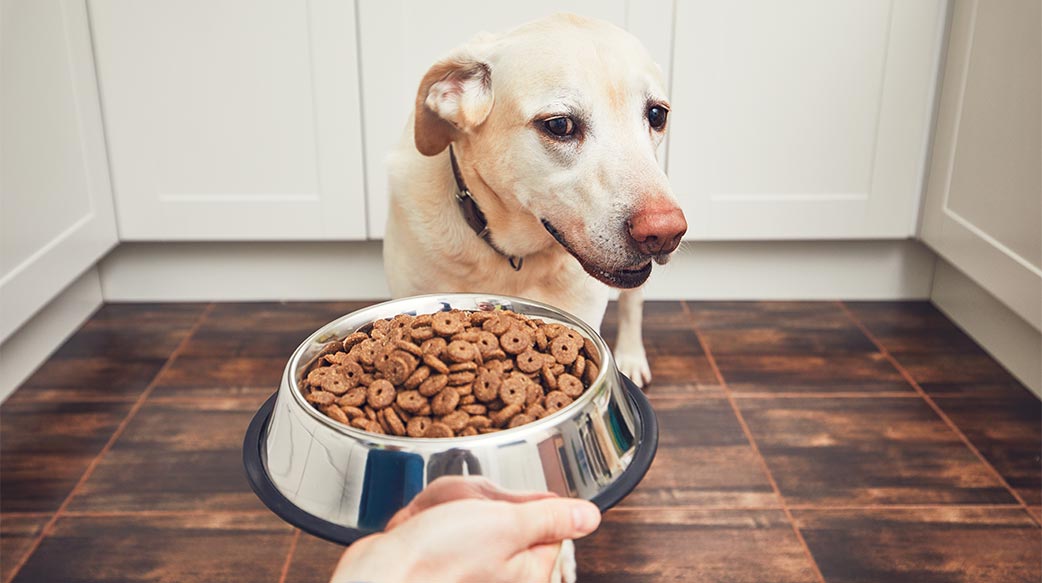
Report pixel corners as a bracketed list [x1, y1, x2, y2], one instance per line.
[511, 499, 601, 547]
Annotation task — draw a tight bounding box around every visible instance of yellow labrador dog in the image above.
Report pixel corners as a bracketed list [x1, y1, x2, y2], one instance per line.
[384, 13, 686, 388]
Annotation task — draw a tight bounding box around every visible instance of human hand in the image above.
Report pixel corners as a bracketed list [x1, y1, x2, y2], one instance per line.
[330, 477, 600, 583]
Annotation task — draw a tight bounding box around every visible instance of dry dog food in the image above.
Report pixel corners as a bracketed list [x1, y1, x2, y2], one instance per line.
[299, 310, 601, 438]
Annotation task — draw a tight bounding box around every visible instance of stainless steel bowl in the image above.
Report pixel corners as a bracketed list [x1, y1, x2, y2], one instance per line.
[243, 294, 658, 545]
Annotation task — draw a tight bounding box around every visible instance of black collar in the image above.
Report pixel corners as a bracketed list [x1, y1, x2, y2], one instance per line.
[449, 145, 524, 271]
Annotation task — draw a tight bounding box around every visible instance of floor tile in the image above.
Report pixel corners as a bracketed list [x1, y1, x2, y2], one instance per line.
[738, 398, 1016, 505]
[603, 322, 723, 396]
[0, 400, 133, 513]
[9, 357, 166, 402]
[283, 532, 346, 583]
[601, 300, 693, 330]
[714, 353, 914, 394]
[844, 301, 984, 354]
[9, 513, 292, 583]
[691, 302, 877, 355]
[931, 389, 1041, 505]
[576, 509, 819, 582]
[795, 508, 1041, 583]
[620, 399, 778, 508]
[50, 303, 207, 360]
[69, 395, 270, 512]
[150, 356, 285, 399]
[180, 301, 374, 359]
[896, 352, 1019, 386]
[1, 514, 48, 583]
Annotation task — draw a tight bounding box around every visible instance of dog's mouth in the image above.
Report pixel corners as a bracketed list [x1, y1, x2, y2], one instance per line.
[542, 220, 653, 288]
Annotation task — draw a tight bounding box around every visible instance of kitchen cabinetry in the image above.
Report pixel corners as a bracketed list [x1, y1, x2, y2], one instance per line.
[88, 0, 367, 240]
[668, 0, 948, 239]
[0, 0, 118, 342]
[921, 0, 1041, 330]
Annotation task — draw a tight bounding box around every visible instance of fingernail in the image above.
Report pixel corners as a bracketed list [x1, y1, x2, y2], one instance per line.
[571, 504, 599, 532]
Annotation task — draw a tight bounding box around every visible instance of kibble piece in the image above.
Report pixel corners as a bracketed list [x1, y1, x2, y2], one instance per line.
[549, 336, 580, 365]
[322, 404, 349, 424]
[367, 379, 396, 409]
[423, 354, 450, 374]
[467, 415, 492, 429]
[403, 365, 431, 390]
[544, 391, 573, 413]
[461, 403, 487, 415]
[508, 413, 534, 429]
[307, 366, 353, 395]
[425, 421, 455, 438]
[525, 382, 543, 406]
[491, 403, 523, 427]
[558, 373, 584, 398]
[431, 386, 460, 416]
[419, 373, 449, 397]
[516, 349, 544, 374]
[499, 376, 528, 406]
[445, 340, 478, 363]
[571, 355, 586, 378]
[421, 337, 447, 356]
[474, 369, 502, 402]
[336, 387, 367, 408]
[583, 337, 600, 365]
[306, 390, 336, 406]
[342, 332, 370, 351]
[441, 410, 471, 432]
[475, 331, 500, 356]
[499, 327, 533, 355]
[407, 416, 432, 437]
[396, 390, 426, 413]
[525, 403, 547, 419]
[432, 312, 465, 336]
[341, 405, 365, 419]
[583, 362, 599, 385]
[482, 312, 513, 335]
[447, 371, 476, 386]
[382, 408, 406, 436]
[448, 361, 478, 372]
[410, 325, 434, 341]
[459, 426, 479, 437]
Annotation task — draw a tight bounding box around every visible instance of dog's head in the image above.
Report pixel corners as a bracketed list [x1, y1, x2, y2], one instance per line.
[414, 13, 686, 288]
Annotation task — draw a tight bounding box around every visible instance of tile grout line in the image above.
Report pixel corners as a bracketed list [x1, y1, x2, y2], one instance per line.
[836, 301, 1040, 527]
[277, 529, 302, 583]
[681, 301, 829, 583]
[3, 303, 217, 583]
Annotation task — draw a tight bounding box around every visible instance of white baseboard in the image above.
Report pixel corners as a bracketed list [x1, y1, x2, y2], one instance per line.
[931, 259, 1041, 397]
[0, 267, 104, 402]
[98, 240, 937, 301]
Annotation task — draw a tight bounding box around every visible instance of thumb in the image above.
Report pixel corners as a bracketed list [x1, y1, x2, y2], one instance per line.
[511, 498, 601, 547]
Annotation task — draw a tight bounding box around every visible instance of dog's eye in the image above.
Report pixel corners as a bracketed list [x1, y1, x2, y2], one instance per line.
[543, 117, 576, 138]
[647, 106, 668, 130]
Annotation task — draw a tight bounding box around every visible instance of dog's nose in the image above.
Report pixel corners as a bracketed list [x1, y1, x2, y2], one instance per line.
[627, 206, 687, 256]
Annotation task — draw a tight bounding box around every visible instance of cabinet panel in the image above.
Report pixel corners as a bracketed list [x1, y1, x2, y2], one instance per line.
[0, 0, 118, 342]
[89, 0, 366, 240]
[668, 0, 947, 239]
[921, 0, 1041, 330]
[358, 0, 673, 239]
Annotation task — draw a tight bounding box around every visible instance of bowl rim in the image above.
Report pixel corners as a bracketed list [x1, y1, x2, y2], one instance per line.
[284, 293, 616, 445]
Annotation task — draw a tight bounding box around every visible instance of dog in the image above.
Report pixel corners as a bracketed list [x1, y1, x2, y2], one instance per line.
[384, 13, 686, 388]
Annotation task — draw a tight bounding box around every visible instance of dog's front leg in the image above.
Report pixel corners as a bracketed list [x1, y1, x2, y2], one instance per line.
[613, 287, 651, 387]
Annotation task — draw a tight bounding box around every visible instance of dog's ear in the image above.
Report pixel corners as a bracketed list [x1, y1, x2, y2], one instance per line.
[414, 53, 493, 156]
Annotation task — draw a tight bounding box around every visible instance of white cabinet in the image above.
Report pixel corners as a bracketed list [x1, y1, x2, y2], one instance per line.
[89, 0, 367, 240]
[668, 0, 948, 239]
[921, 0, 1041, 330]
[0, 0, 118, 342]
[357, 0, 674, 239]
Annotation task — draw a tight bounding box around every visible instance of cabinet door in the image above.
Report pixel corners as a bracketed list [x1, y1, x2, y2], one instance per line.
[668, 0, 947, 239]
[89, 0, 366, 240]
[921, 0, 1041, 329]
[358, 0, 674, 239]
[0, 0, 118, 342]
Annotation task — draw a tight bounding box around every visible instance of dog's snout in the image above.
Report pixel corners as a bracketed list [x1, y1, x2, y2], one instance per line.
[627, 206, 687, 256]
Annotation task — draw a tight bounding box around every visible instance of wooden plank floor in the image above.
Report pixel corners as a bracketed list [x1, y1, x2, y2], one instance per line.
[1, 301, 1038, 583]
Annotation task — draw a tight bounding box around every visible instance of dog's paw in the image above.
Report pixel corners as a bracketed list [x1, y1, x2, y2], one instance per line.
[614, 346, 651, 388]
